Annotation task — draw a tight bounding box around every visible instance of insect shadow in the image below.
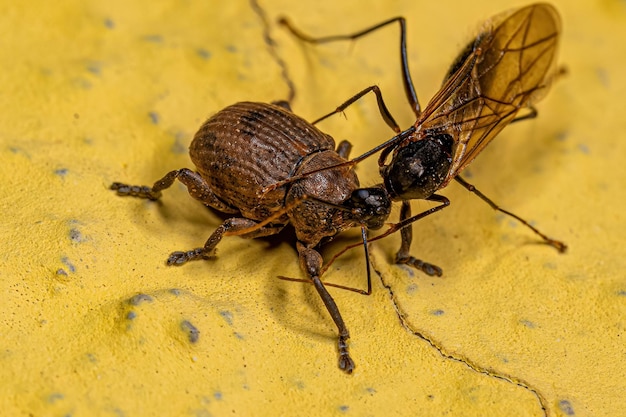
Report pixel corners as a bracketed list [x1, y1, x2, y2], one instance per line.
[273, 3, 567, 275]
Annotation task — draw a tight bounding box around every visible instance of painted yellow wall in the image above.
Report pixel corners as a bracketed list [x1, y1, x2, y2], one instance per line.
[1, 1, 624, 416]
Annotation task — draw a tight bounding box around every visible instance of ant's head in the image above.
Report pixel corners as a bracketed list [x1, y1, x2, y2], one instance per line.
[344, 187, 392, 230]
[381, 134, 454, 201]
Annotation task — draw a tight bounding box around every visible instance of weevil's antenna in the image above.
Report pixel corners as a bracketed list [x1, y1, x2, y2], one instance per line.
[278, 226, 373, 295]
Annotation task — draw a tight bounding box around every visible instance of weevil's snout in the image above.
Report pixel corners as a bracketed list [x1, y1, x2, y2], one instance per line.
[345, 187, 392, 230]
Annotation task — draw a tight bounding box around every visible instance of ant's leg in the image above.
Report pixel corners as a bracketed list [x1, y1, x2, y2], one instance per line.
[279, 16, 420, 117]
[454, 176, 566, 252]
[509, 67, 566, 123]
[167, 218, 284, 265]
[250, 0, 296, 106]
[259, 127, 416, 196]
[321, 195, 450, 276]
[313, 85, 401, 134]
[260, 85, 403, 193]
[272, 100, 292, 111]
[111, 168, 237, 213]
[511, 106, 537, 124]
[297, 242, 355, 374]
[394, 201, 443, 276]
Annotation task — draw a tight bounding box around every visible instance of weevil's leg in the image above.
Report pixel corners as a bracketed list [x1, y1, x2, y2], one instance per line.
[111, 168, 238, 213]
[336, 140, 352, 159]
[312, 85, 401, 134]
[279, 16, 420, 117]
[168, 218, 285, 265]
[454, 176, 567, 252]
[289, 226, 373, 296]
[297, 242, 355, 374]
[112, 169, 278, 265]
[394, 201, 443, 277]
[111, 181, 162, 200]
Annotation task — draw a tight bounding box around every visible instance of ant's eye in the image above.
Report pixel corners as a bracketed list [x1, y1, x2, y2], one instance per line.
[344, 187, 391, 230]
[354, 189, 371, 200]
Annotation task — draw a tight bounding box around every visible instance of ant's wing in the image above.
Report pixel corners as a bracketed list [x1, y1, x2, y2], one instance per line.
[417, 3, 561, 186]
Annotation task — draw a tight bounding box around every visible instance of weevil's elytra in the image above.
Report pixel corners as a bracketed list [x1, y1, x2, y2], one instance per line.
[278, 3, 566, 276]
[112, 100, 393, 374]
[190, 102, 349, 234]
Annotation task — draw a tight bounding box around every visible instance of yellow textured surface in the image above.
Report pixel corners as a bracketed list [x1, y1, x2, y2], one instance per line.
[1, 0, 624, 416]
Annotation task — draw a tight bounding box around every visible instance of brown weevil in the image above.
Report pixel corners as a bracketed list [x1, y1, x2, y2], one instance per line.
[111, 100, 392, 373]
[275, 3, 567, 274]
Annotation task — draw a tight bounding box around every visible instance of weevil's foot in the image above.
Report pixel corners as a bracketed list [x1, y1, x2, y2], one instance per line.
[338, 336, 355, 374]
[110, 182, 161, 200]
[395, 254, 443, 277]
[167, 248, 211, 266]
